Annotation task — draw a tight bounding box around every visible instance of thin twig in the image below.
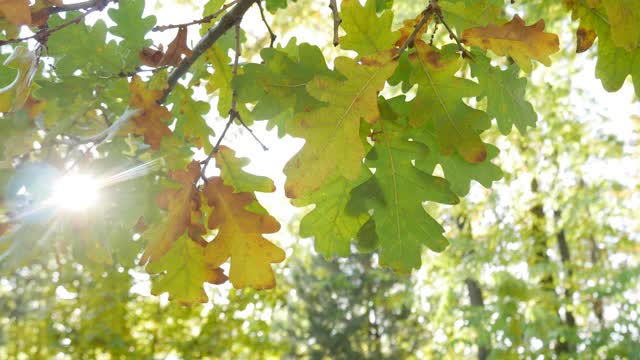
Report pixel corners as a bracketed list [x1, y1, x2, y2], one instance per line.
[395, 5, 433, 58]
[235, 114, 269, 150]
[27, 0, 114, 20]
[152, 0, 238, 32]
[159, 0, 258, 104]
[257, 0, 276, 48]
[431, 2, 472, 58]
[200, 116, 233, 181]
[328, 0, 341, 47]
[0, 7, 99, 46]
[199, 22, 243, 182]
[230, 22, 268, 150]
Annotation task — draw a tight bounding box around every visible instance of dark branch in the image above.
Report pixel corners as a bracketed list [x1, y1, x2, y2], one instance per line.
[159, 0, 258, 104]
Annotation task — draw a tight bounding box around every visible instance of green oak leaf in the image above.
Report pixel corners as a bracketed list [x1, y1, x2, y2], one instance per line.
[214, 145, 276, 193]
[283, 52, 397, 198]
[601, 0, 640, 52]
[202, 45, 253, 123]
[471, 54, 537, 135]
[266, 0, 297, 13]
[108, 0, 156, 51]
[349, 113, 459, 272]
[440, 0, 504, 33]
[385, 95, 502, 196]
[168, 84, 215, 153]
[339, 0, 400, 57]
[233, 42, 333, 136]
[47, 15, 126, 76]
[147, 235, 227, 305]
[595, 30, 640, 96]
[292, 171, 371, 258]
[566, 0, 640, 96]
[408, 42, 490, 163]
[417, 133, 503, 196]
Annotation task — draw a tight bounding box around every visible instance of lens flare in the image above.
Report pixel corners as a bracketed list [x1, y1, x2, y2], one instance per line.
[51, 175, 100, 210]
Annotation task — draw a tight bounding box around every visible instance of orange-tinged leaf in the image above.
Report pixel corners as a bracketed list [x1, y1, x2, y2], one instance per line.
[576, 26, 597, 53]
[203, 178, 285, 289]
[128, 76, 172, 149]
[0, 0, 31, 25]
[140, 161, 201, 264]
[395, 14, 430, 48]
[461, 15, 560, 72]
[140, 26, 192, 67]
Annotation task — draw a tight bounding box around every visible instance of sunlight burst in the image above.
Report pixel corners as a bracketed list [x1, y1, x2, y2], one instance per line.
[51, 175, 100, 211]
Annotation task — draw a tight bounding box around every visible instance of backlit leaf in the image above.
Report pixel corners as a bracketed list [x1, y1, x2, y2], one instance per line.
[203, 178, 285, 289]
[461, 15, 560, 72]
[283, 51, 397, 198]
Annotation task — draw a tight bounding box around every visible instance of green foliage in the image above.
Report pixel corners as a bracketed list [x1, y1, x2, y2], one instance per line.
[0, 0, 639, 357]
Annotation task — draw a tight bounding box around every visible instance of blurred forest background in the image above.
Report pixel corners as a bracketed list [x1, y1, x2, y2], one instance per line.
[1, 0, 639, 359]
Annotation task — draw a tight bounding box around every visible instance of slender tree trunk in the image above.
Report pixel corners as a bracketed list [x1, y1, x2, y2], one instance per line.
[588, 236, 604, 325]
[554, 218, 576, 353]
[465, 278, 489, 360]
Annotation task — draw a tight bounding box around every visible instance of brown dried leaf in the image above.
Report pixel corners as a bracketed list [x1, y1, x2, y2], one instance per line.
[139, 26, 193, 67]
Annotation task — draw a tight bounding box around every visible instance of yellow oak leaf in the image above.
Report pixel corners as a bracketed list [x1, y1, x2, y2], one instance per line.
[203, 177, 285, 289]
[461, 15, 560, 72]
[283, 51, 397, 198]
[140, 161, 203, 264]
[0, 46, 37, 113]
[128, 76, 172, 149]
[602, 0, 640, 52]
[0, 0, 31, 26]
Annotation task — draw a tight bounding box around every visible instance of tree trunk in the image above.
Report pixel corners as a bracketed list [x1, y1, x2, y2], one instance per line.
[465, 278, 489, 360]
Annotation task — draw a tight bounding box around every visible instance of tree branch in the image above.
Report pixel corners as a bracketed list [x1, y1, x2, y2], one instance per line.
[328, 0, 341, 47]
[0, 5, 102, 46]
[152, 0, 238, 32]
[395, 5, 433, 57]
[159, 0, 258, 104]
[257, 0, 276, 48]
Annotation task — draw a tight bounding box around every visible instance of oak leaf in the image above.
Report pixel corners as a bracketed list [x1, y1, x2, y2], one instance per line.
[283, 51, 397, 198]
[349, 104, 459, 272]
[140, 161, 202, 264]
[0, 0, 31, 26]
[339, 0, 400, 57]
[147, 234, 227, 305]
[408, 42, 489, 163]
[214, 146, 275, 193]
[140, 26, 192, 67]
[602, 0, 640, 52]
[576, 26, 597, 53]
[461, 15, 560, 72]
[0, 46, 38, 113]
[127, 76, 172, 149]
[203, 178, 285, 289]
